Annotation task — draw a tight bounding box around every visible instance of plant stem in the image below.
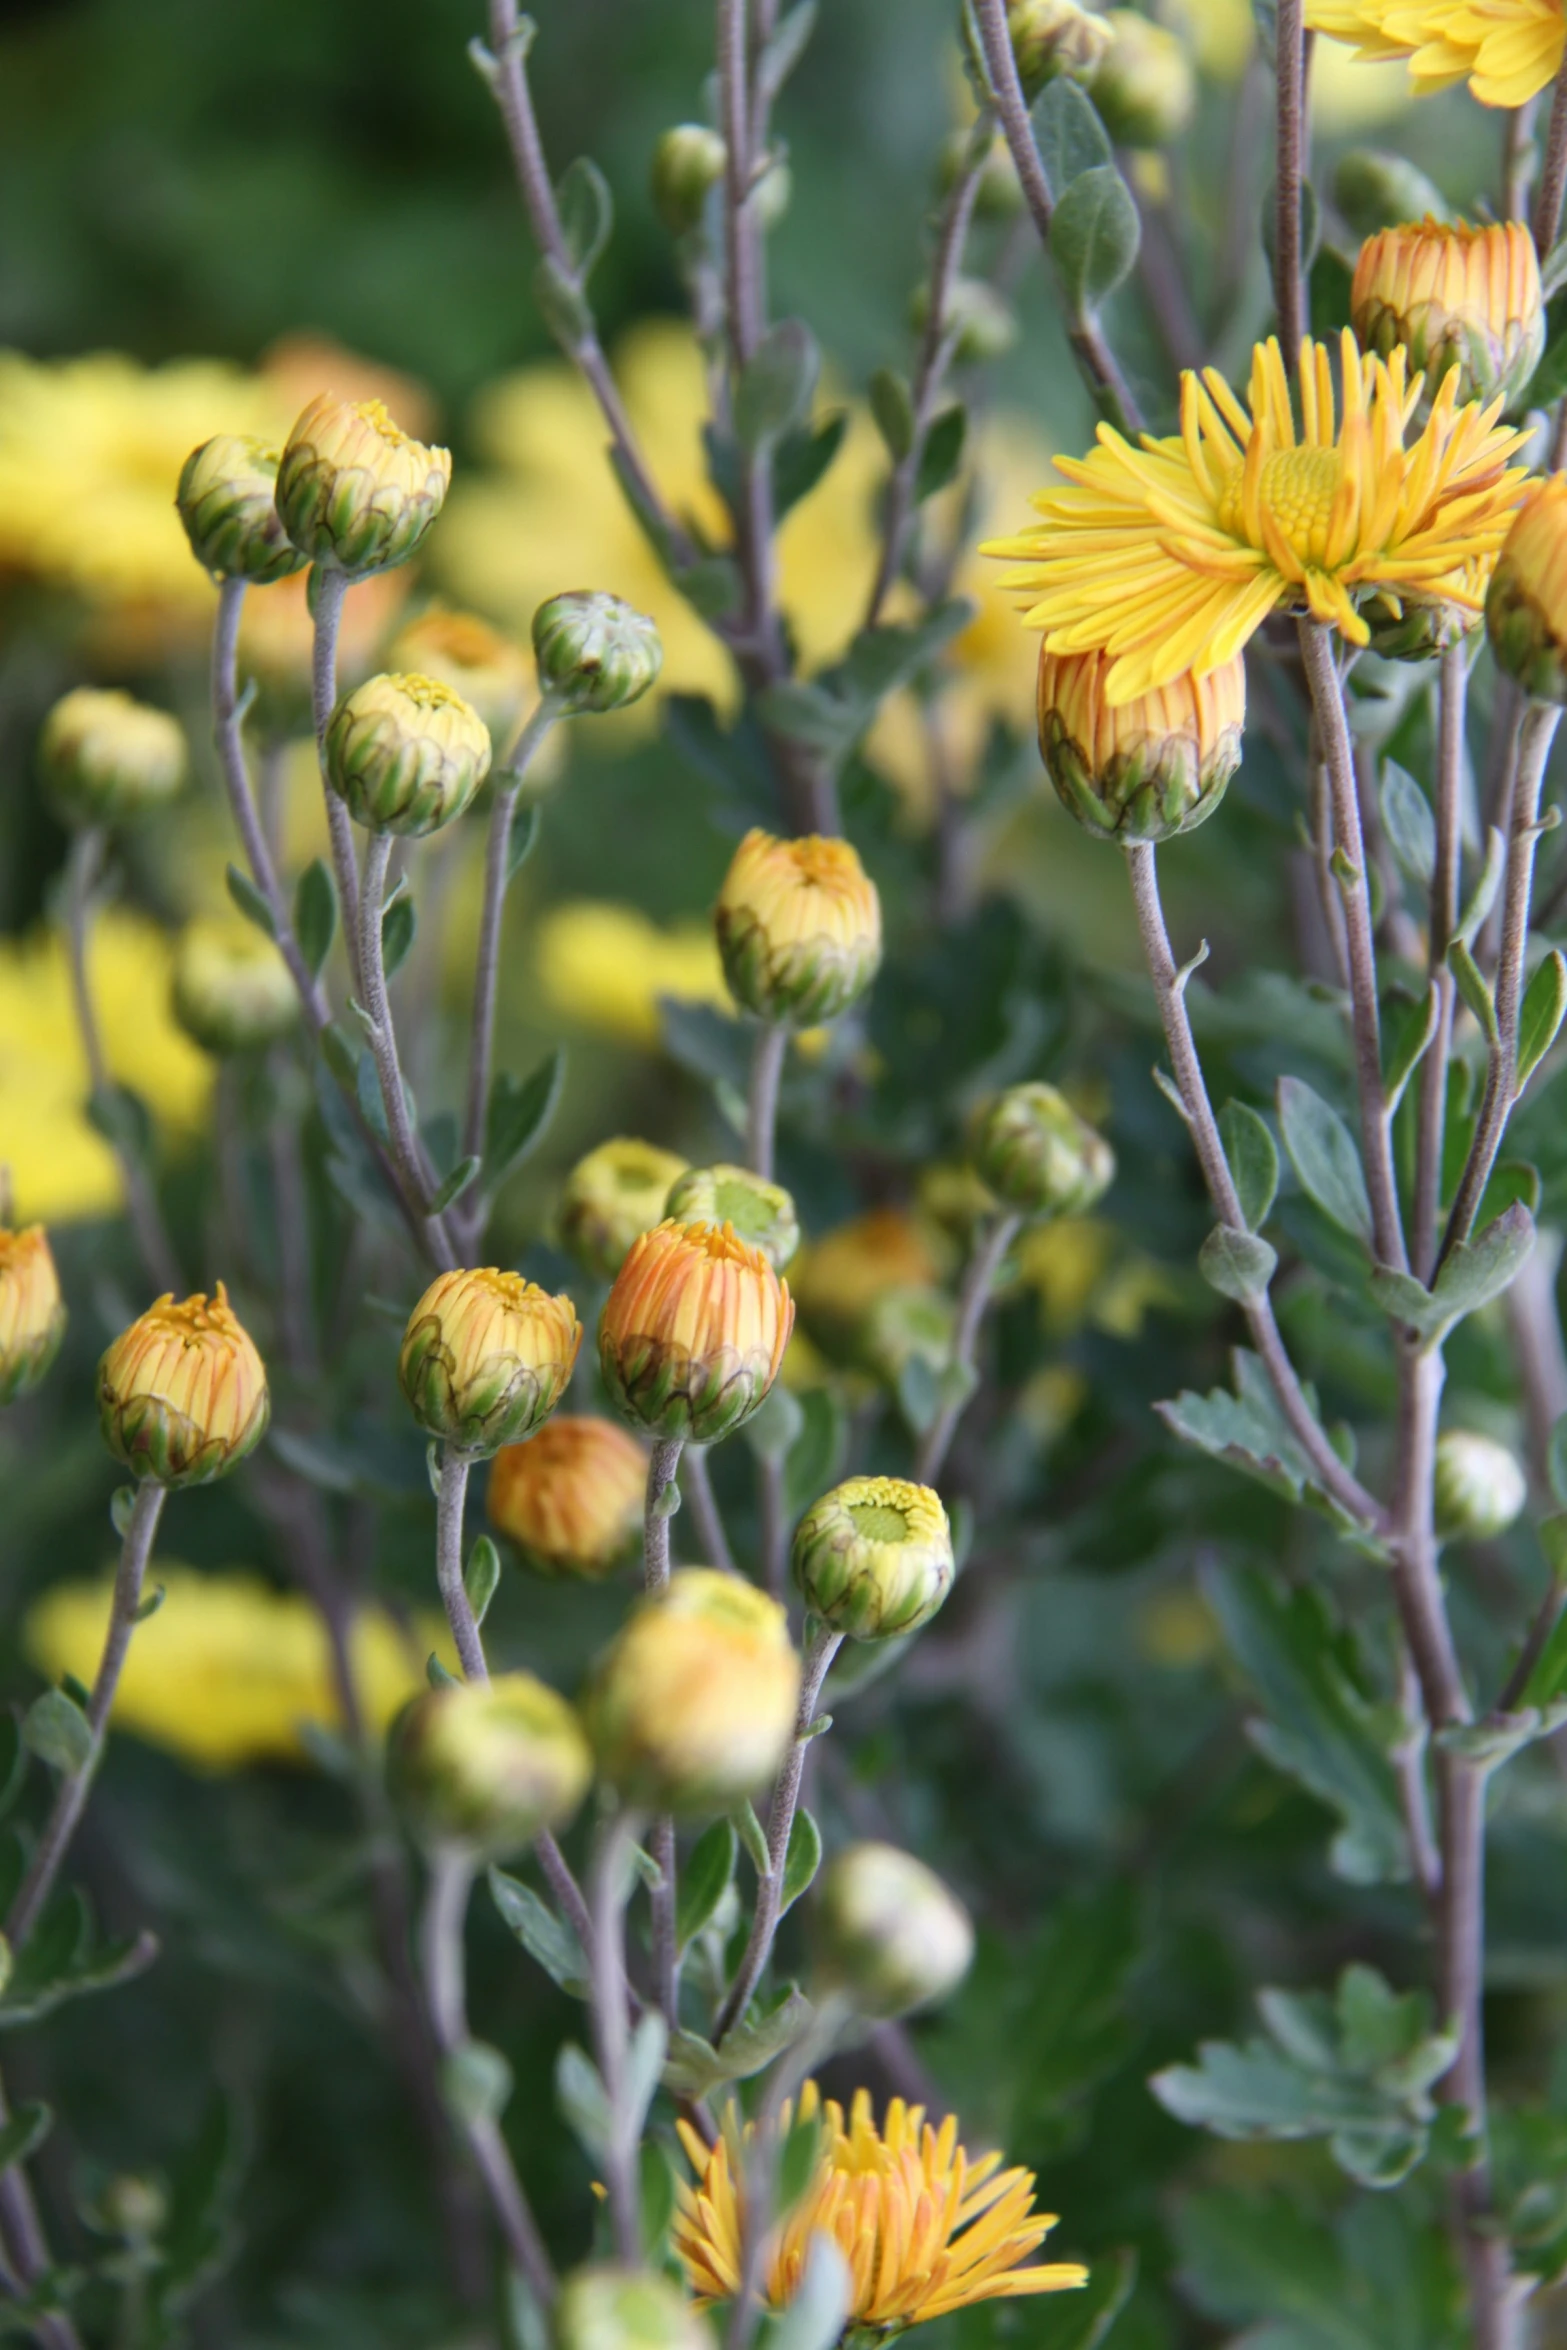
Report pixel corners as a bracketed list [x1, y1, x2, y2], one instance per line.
[310, 566, 361, 985]
[460, 699, 560, 1193]
[357, 830, 457, 1267]
[9, 1482, 165, 1949]
[746, 1022, 788, 1182]
[643, 1437, 685, 1596]
[714, 1622, 842, 2041]
[435, 1446, 487, 1683]
[588, 1811, 643, 2265]
[1504, 1232, 1567, 1490]
[1273, 0, 1306, 365]
[1414, 640, 1467, 1280]
[642, 1436, 684, 2020]
[1123, 841, 1385, 1529]
[0, 2071, 83, 2350]
[758, 1455, 788, 1598]
[915, 1211, 1022, 1485]
[1535, 61, 1567, 251]
[682, 1448, 737, 1575]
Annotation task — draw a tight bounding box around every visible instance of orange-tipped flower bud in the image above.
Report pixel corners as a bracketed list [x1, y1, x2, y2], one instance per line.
[176, 434, 309, 585]
[1037, 647, 1244, 841]
[1352, 219, 1544, 415]
[815, 1841, 974, 2019]
[664, 1163, 800, 1271]
[325, 673, 492, 836]
[275, 393, 451, 577]
[171, 919, 299, 1056]
[971, 1082, 1114, 1219]
[389, 1672, 592, 1857]
[487, 1415, 648, 1578]
[715, 829, 882, 1027]
[1487, 476, 1567, 702]
[399, 1269, 581, 1458]
[559, 1139, 690, 1283]
[387, 606, 531, 745]
[98, 1284, 269, 1487]
[599, 1220, 794, 1444]
[793, 1475, 954, 1640]
[41, 688, 187, 828]
[584, 1568, 800, 1812]
[0, 1228, 67, 1407]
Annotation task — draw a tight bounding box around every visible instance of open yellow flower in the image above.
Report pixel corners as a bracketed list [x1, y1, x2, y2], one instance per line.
[1307, 0, 1564, 108]
[674, 2084, 1086, 2329]
[986, 328, 1531, 704]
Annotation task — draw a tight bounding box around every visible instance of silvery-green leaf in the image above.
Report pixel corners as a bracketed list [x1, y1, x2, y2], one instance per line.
[1199, 1226, 1277, 1303]
[1379, 760, 1435, 888]
[1277, 1075, 1372, 1246]
[1219, 1099, 1278, 1230]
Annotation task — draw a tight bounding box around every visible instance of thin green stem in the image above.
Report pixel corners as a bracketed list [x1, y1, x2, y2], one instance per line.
[1413, 640, 1467, 1281]
[459, 699, 560, 1192]
[746, 1022, 788, 1184]
[915, 1211, 1021, 1486]
[435, 1447, 486, 1683]
[1274, 0, 1306, 364]
[588, 1811, 644, 2265]
[310, 566, 360, 988]
[357, 830, 457, 1267]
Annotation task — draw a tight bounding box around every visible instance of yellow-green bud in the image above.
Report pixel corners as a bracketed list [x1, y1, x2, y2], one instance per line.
[176, 434, 308, 585]
[815, 1842, 974, 2019]
[533, 592, 664, 715]
[0, 1227, 66, 1407]
[554, 2267, 712, 2350]
[715, 830, 882, 1027]
[664, 1164, 800, 1271]
[171, 919, 298, 1056]
[584, 1569, 800, 1813]
[399, 1269, 582, 1458]
[325, 673, 492, 837]
[970, 1083, 1114, 1219]
[652, 125, 728, 236]
[275, 393, 451, 577]
[909, 276, 1017, 364]
[40, 688, 187, 828]
[1037, 646, 1245, 843]
[793, 1475, 954, 1641]
[756, 158, 792, 231]
[1333, 150, 1451, 243]
[98, 2177, 168, 2244]
[1089, 10, 1195, 147]
[1434, 1431, 1527, 1543]
[390, 1672, 592, 1857]
[1003, 0, 1113, 102]
[559, 1139, 691, 1284]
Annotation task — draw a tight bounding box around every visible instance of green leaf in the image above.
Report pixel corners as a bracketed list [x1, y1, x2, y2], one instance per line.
[88, 1082, 153, 1163]
[485, 1049, 566, 1185]
[0, 2104, 49, 2174]
[320, 1020, 357, 1091]
[1034, 74, 1112, 188]
[758, 0, 817, 98]
[1277, 1074, 1373, 1247]
[784, 1388, 847, 1520]
[663, 1988, 814, 2096]
[0, 1722, 26, 1828]
[774, 412, 847, 520]
[445, 2040, 512, 2127]
[1176, 2189, 1465, 2349]
[1449, 937, 1498, 1048]
[1050, 165, 1141, 314]
[22, 1689, 91, 1775]
[428, 1154, 481, 1216]
[1382, 984, 1439, 1111]
[556, 156, 612, 279]
[1158, 1347, 1353, 1520]
[380, 891, 416, 981]
[624, 2012, 668, 2144]
[144, 2092, 246, 2324]
[1219, 1098, 1279, 1230]
[1379, 759, 1435, 888]
[1436, 1198, 1535, 1317]
[768, 2236, 850, 2350]
[779, 1807, 821, 1918]
[1456, 824, 1505, 946]
[777, 2109, 823, 2215]
[1518, 948, 1567, 1090]
[1198, 1225, 1276, 1303]
[743, 1380, 805, 1466]
[869, 368, 914, 462]
[735, 319, 819, 450]
[505, 800, 541, 885]
[533, 253, 593, 353]
[224, 861, 276, 938]
[675, 1820, 736, 1951]
[0, 1899, 156, 2027]
[293, 858, 336, 977]
[913, 404, 966, 503]
[734, 1801, 770, 1876]
[488, 1868, 588, 1995]
[675, 553, 744, 620]
[464, 1535, 501, 1627]
[639, 2140, 677, 2262]
[554, 2042, 612, 2162]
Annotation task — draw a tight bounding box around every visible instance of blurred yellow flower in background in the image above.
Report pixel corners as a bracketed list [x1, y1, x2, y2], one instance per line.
[533, 900, 732, 1044]
[25, 1569, 455, 1771]
[0, 914, 211, 1222]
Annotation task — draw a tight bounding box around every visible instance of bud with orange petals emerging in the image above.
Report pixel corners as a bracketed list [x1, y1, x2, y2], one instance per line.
[1037, 646, 1244, 841]
[275, 394, 451, 577]
[1352, 218, 1544, 416]
[399, 1269, 581, 1457]
[0, 1227, 67, 1407]
[599, 1220, 794, 1444]
[714, 830, 882, 1027]
[1487, 476, 1567, 703]
[98, 1285, 269, 1487]
[487, 1415, 647, 1578]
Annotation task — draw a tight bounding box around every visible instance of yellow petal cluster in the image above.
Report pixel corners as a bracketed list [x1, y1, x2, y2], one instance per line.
[674, 2084, 1086, 2326]
[1307, 0, 1564, 108]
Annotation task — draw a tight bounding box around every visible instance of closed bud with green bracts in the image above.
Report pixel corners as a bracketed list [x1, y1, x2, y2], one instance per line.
[171, 920, 298, 1056]
[533, 591, 664, 714]
[1333, 150, 1451, 242]
[390, 1672, 592, 1858]
[98, 1285, 269, 1488]
[399, 1269, 581, 1458]
[793, 1475, 954, 1640]
[664, 1163, 800, 1271]
[1089, 9, 1195, 146]
[1352, 219, 1543, 416]
[1363, 588, 1482, 664]
[176, 434, 308, 584]
[600, 1220, 794, 1443]
[971, 1082, 1114, 1220]
[41, 688, 187, 828]
[1037, 646, 1243, 842]
[558, 1138, 690, 1283]
[1434, 1430, 1527, 1542]
[584, 1569, 800, 1813]
[487, 1415, 648, 1579]
[715, 829, 882, 1027]
[554, 2267, 713, 2350]
[815, 1841, 975, 2018]
[1488, 477, 1567, 703]
[275, 393, 450, 576]
[325, 672, 491, 836]
[0, 1227, 67, 1407]
[1001, 0, 1112, 102]
[909, 275, 1017, 363]
[652, 125, 728, 235]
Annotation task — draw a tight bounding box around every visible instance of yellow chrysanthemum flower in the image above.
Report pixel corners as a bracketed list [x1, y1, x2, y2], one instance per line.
[985, 328, 1531, 705]
[1307, 0, 1564, 108]
[534, 901, 733, 1045]
[673, 2084, 1086, 2328]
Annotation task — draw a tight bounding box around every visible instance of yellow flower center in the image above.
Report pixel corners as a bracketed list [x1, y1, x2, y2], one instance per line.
[1220, 445, 1343, 562]
[353, 397, 414, 451]
[848, 1501, 912, 1544]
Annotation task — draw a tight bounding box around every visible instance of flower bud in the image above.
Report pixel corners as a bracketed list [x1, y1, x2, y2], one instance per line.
[1002, 0, 1113, 102]
[176, 434, 308, 585]
[793, 1475, 954, 1640]
[652, 125, 728, 236]
[1333, 150, 1451, 243]
[555, 2266, 712, 2350]
[600, 1220, 793, 1444]
[1364, 582, 1483, 665]
[1434, 1430, 1527, 1542]
[909, 276, 1017, 364]
[533, 592, 664, 715]
[715, 830, 882, 1027]
[487, 1415, 647, 1578]
[1089, 11, 1196, 147]
[325, 672, 492, 836]
[559, 1139, 691, 1283]
[171, 919, 298, 1056]
[1037, 646, 1244, 841]
[399, 1269, 581, 1457]
[814, 1841, 974, 2019]
[40, 688, 187, 829]
[98, 2177, 168, 2243]
[0, 1228, 67, 1407]
[584, 1569, 800, 1813]
[938, 129, 1023, 221]
[387, 606, 531, 745]
[1487, 477, 1567, 703]
[1352, 220, 1544, 416]
[98, 1284, 269, 1487]
[860, 1285, 957, 1389]
[390, 1672, 592, 1857]
[971, 1082, 1114, 1220]
[664, 1163, 800, 1271]
[275, 393, 451, 577]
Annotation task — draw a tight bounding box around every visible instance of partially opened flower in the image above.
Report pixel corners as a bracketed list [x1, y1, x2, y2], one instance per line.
[600, 1220, 793, 1443]
[99, 1285, 269, 1487]
[1352, 219, 1543, 413]
[1306, 0, 1564, 110]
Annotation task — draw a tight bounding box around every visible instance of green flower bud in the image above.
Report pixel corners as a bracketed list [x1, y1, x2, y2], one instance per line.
[815, 1841, 974, 2019]
[793, 1475, 954, 1641]
[390, 1673, 592, 1858]
[554, 2267, 712, 2350]
[1001, 0, 1113, 103]
[1333, 151, 1451, 243]
[970, 1083, 1114, 1219]
[399, 1269, 581, 1458]
[664, 1163, 800, 1271]
[40, 688, 187, 828]
[533, 592, 664, 715]
[171, 919, 299, 1056]
[176, 434, 308, 585]
[652, 125, 728, 235]
[275, 394, 451, 577]
[1089, 10, 1195, 148]
[325, 672, 492, 836]
[98, 2177, 168, 2244]
[1434, 1431, 1527, 1543]
[909, 276, 1017, 364]
[559, 1139, 690, 1283]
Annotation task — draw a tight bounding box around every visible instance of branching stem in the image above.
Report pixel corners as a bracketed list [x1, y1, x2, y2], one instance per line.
[915, 1211, 1022, 1486]
[1413, 641, 1467, 1280]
